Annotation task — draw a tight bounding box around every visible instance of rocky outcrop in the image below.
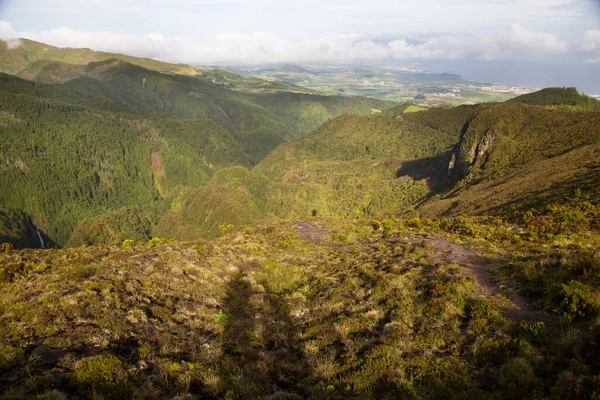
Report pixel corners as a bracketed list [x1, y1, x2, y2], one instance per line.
[448, 128, 496, 179]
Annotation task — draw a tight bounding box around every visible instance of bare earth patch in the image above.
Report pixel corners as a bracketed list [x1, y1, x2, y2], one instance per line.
[425, 236, 556, 324]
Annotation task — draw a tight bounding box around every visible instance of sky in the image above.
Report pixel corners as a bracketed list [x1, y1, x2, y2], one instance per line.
[0, 0, 599, 91]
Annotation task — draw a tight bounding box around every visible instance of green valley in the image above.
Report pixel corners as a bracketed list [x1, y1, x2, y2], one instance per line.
[0, 40, 390, 246]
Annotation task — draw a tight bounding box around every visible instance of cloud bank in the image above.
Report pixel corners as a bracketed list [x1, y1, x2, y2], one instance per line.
[0, 20, 579, 66]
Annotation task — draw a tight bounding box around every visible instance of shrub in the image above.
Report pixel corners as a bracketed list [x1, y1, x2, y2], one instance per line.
[0, 345, 24, 370]
[406, 217, 421, 228]
[219, 224, 233, 235]
[216, 310, 229, 324]
[122, 239, 135, 247]
[148, 237, 168, 246]
[370, 219, 381, 231]
[439, 216, 478, 237]
[556, 281, 600, 321]
[498, 358, 536, 399]
[36, 390, 67, 400]
[72, 354, 129, 398]
[0, 243, 13, 253]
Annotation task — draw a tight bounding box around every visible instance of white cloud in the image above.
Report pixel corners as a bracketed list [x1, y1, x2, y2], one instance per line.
[0, 20, 576, 65]
[0, 21, 17, 39]
[580, 30, 600, 63]
[581, 30, 600, 52]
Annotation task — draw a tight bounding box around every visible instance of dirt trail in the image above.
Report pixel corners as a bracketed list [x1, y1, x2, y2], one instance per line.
[291, 221, 328, 243]
[291, 221, 555, 324]
[425, 236, 555, 324]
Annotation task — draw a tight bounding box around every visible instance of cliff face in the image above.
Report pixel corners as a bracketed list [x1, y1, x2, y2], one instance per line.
[449, 128, 497, 178]
[446, 102, 600, 183]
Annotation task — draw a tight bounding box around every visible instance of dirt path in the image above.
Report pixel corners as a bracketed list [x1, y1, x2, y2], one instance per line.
[424, 236, 555, 324]
[291, 221, 555, 324]
[291, 221, 328, 243]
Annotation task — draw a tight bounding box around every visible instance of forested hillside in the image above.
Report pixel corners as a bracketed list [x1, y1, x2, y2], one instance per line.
[157, 90, 599, 241]
[0, 43, 391, 246]
[508, 87, 600, 110]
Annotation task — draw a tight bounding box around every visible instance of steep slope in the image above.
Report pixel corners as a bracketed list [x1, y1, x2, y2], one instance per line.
[447, 103, 600, 181]
[0, 87, 248, 245]
[155, 107, 469, 239]
[2, 57, 391, 164]
[254, 112, 458, 219]
[154, 166, 269, 240]
[419, 102, 600, 217]
[155, 96, 600, 241]
[0, 38, 203, 77]
[0, 54, 392, 246]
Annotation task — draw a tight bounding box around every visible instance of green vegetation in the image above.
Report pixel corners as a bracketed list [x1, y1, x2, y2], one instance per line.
[380, 102, 427, 116]
[1, 41, 600, 399]
[155, 93, 599, 242]
[508, 87, 600, 110]
[0, 43, 391, 247]
[1, 216, 599, 398]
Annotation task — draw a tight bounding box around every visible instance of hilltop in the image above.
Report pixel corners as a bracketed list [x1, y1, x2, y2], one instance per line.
[508, 87, 600, 110]
[0, 39, 204, 78]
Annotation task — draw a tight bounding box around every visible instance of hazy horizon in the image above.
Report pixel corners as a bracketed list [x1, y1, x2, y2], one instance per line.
[1, 0, 599, 92]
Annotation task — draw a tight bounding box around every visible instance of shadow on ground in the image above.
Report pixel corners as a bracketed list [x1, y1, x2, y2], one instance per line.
[219, 262, 311, 398]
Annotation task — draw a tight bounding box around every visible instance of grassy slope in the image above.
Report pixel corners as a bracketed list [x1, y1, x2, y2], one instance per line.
[1, 217, 599, 399]
[0, 39, 203, 78]
[420, 144, 600, 217]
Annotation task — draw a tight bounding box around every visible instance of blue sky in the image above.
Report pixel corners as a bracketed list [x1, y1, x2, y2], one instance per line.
[0, 0, 599, 90]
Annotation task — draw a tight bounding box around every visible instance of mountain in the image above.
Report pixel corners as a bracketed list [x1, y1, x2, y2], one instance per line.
[155, 89, 600, 241]
[1, 42, 600, 399]
[0, 38, 204, 77]
[0, 41, 393, 246]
